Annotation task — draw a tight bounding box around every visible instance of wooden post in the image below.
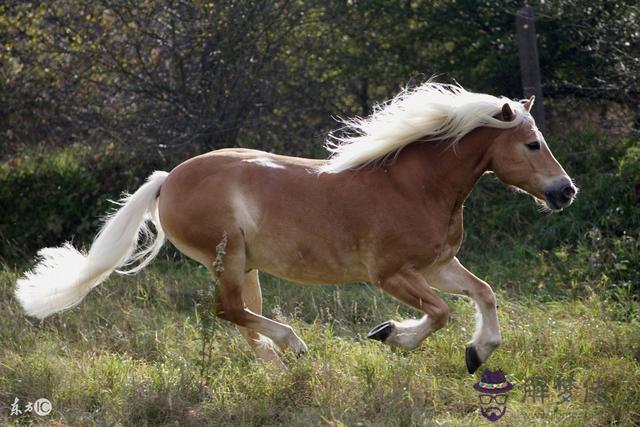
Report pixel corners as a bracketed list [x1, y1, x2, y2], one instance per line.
[516, 6, 546, 132]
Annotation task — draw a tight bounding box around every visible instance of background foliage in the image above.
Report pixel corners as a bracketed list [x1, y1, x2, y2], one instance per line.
[1, 0, 639, 257]
[1, 0, 638, 158]
[0, 2, 639, 425]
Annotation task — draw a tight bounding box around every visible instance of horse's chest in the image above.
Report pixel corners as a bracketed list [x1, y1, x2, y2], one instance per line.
[370, 208, 463, 275]
[445, 208, 464, 248]
[430, 207, 463, 262]
[413, 209, 464, 266]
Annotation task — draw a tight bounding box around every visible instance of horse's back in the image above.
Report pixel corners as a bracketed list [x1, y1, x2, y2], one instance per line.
[157, 149, 366, 280]
[156, 147, 448, 283]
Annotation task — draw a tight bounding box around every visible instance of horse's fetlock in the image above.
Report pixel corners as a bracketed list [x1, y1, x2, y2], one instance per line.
[286, 327, 298, 343]
[474, 335, 501, 361]
[281, 327, 307, 355]
[476, 284, 497, 308]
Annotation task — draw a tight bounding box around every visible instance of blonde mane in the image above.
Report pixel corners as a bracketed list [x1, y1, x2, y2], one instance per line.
[320, 82, 529, 173]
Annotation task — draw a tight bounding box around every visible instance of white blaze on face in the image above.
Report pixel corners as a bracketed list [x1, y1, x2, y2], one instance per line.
[243, 157, 285, 169]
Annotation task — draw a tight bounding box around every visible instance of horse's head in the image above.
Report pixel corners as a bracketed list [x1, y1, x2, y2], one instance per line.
[488, 97, 577, 211]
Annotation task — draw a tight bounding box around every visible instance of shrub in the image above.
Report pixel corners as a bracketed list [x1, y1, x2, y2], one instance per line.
[0, 143, 164, 264]
[462, 131, 639, 251]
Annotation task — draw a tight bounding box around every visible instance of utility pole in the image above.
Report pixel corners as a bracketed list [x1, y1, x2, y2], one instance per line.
[516, 6, 546, 132]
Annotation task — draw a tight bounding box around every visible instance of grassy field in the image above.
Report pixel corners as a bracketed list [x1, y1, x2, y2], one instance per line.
[1, 255, 638, 426]
[1, 131, 639, 425]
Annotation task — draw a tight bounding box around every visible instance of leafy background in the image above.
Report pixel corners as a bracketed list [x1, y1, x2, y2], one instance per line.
[0, 1, 639, 425]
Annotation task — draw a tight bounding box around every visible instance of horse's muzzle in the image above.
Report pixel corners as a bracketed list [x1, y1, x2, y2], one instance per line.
[544, 178, 577, 210]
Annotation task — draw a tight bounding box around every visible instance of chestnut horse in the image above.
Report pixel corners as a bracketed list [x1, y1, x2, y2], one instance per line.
[15, 83, 577, 374]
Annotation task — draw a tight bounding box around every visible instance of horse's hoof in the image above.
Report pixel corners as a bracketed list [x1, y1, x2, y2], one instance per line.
[465, 345, 482, 374]
[367, 321, 394, 342]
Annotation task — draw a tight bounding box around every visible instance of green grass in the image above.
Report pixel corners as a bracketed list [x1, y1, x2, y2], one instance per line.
[1, 130, 638, 425]
[1, 258, 638, 426]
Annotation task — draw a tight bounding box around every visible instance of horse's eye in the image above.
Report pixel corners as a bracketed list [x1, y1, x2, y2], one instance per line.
[525, 141, 541, 151]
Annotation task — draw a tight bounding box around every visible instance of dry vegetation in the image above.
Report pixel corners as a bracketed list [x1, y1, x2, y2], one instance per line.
[0, 262, 638, 426]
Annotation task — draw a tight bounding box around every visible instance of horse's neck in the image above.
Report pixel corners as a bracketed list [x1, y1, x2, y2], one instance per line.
[391, 128, 495, 208]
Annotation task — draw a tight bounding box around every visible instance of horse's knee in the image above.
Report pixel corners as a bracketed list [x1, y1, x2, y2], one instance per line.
[430, 303, 449, 330]
[215, 282, 247, 323]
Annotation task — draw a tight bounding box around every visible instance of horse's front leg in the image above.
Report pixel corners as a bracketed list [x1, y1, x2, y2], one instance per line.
[425, 257, 501, 374]
[367, 265, 449, 350]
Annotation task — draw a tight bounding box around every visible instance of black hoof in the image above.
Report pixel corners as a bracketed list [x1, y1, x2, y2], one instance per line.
[367, 321, 394, 342]
[465, 345, 482, 374]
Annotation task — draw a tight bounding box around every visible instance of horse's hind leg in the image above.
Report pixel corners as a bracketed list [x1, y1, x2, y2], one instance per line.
[238, 270, 285, 368]
[213, 236, 307, 356]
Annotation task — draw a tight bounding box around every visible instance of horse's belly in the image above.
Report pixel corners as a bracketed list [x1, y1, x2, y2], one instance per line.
[246, 241, 369, 285]
[261, 266, 366, 285]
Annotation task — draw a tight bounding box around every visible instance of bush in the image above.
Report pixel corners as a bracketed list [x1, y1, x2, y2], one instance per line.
[462, 131, 639, 252]
[0, 144, 164, 264]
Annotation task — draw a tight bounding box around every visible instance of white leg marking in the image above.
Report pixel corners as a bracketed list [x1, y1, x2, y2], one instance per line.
[383, 316, 433, 350]
[425, 258, 502, 362]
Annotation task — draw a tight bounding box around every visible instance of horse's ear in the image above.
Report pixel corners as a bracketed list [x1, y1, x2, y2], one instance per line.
[520, 96, 535, 112]
[501, 103, 515, 121]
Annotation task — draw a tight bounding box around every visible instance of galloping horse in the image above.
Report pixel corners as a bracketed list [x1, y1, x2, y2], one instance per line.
[16, 83, 577, 374]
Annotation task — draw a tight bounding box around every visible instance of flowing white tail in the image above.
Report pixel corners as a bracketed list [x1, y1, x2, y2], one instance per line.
[15, 171, 169, 319]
